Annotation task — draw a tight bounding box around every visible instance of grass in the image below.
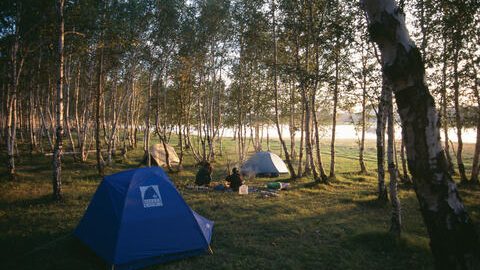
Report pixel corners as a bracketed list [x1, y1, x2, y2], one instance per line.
[0, 137, 479, 270]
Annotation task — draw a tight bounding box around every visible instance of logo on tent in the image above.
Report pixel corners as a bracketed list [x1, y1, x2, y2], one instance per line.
[139, 185, 163, 208]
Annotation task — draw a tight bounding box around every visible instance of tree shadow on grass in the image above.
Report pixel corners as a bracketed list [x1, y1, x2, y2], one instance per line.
[339, 197, 389, 210]
[0, 194, 57, 209]
[0, 195, 437, 270]
[347, 231, 426, 252]
[3, 235, 106, 270]
[344, 231, 433, 269]
[349, 176, 369, 182]
[301, 181, 327, 189]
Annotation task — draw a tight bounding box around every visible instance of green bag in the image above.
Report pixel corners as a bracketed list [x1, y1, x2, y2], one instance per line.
[266, 182, 281, 189]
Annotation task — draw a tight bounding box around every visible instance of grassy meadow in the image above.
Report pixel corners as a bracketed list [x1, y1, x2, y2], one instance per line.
[0, 137, 479, 270]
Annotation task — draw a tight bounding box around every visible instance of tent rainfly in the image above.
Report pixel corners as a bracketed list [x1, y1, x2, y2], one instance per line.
[74, 167, 213, 270]
[149, 143, 180, 167]
[240, 151, 289, 177]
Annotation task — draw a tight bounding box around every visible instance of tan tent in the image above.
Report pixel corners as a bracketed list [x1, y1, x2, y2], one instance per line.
[149, 144, 180, 167]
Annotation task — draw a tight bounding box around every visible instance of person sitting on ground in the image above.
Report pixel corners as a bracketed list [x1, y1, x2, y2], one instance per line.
[195, 161, 212, 186]
[225, 167, 243, 192]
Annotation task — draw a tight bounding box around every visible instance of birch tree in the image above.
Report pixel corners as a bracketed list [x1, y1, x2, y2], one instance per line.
[361, 0, 480, 267]
[52, 0, 64, 200]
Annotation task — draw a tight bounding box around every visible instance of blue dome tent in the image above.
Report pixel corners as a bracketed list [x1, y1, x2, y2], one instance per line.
[74, 167, 213, 270]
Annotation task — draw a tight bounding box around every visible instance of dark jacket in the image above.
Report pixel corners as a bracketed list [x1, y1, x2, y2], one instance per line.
[195, 166, 212, 186]
[226, 172, 243, 191]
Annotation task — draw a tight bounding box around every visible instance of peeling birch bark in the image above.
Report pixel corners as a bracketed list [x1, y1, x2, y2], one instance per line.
[361, 0, 480, 268]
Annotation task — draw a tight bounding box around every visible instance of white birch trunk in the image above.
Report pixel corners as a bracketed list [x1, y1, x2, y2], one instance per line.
[361, 1, 480, 267]
[52, 0, 64, 200]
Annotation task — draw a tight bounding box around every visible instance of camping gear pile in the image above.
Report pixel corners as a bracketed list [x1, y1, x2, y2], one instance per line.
[75, 167, 213, 270]
[257, 182, 289, 198]
[186, 184, 211, 191]
[259, 190, 280, 198]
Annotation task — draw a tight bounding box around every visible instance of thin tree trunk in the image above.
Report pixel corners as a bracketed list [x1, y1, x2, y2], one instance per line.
[7, 85, 17, 178]
[1, 81, 6, 144]
[46, 93, 56, 146]
[107, 82, 128, 166]
[386, 86, 401, 236]
[303, 116, 312, 176]
[272, 0, 296, 178]
[52, 0, 64, 200]
[64, 62, 76, 157]
[144, 73, 152, 167]
[28, 85, 37, 154]
[309, 2, 326, 183]
[377, 75, 388, 202]
[107, 80, 116, 165]
[266, 126, 270, 151]
[176, 123, 183, 170]
[129, 81, 135, 148]
[17, 98, 24, 143]
[307, 97, 318, 183]
[254, 123, 261, 152]
[39, 105, 54, 151]
[7, 14, 20, 179]
[289, 83, 296, 161]
[470, 64, 480, 184]
[362, 1, 480, 267]
[297, 103, 305, 178]
[400, 139, 411, 184]
[329, 55, 339, 178]
[312, 94, 327, 182]
[219, 127, 224, 156]
[440, 38, 455, 175]
[133, 92, 139, 149]
[452, 40, 468, 183]
[216, 71, 224, 158]
[359, 64, 368, 174]
[95, 20, 105, 176]
[186, 126, 201, 163]
[74, 65, 88, 161]
[303, 96, 314, 178]
[31, 64, 41, 153]
[0, 81, 5, 144]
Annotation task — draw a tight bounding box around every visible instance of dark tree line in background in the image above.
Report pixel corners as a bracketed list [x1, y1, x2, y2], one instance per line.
[0, 0, 479, 268]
